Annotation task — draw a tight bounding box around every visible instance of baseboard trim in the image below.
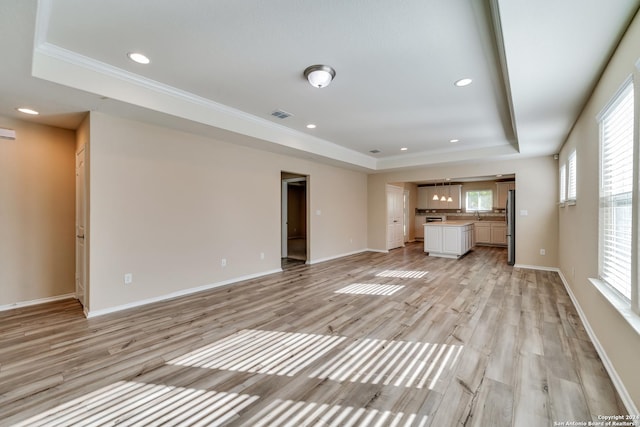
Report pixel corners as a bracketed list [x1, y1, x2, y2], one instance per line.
[557, 270, 639, 417]
[86, 268, 282, 318]
[513, 263, 560, 272]
[0, 293, 76, 312]
[307, 249, 370, 265]
[366, 248, 389, 254]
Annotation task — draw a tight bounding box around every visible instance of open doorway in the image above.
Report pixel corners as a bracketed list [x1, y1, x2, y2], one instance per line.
[281, 172, 308, 269]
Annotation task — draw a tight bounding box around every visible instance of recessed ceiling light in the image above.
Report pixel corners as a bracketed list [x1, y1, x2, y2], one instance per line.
[17, 107, 39, 115]
[127, 52, 150, 64]
[306, 124, 316, 129]
[400, 147, 408, 151]
[454, 78, 473, 87]
[449, 139, 459, 143]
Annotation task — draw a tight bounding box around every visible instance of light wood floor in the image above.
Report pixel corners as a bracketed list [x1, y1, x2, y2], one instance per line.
[0, 244, 625, 426]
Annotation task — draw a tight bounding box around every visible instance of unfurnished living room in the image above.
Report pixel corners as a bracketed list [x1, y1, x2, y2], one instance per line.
[1, 1, 640, 426]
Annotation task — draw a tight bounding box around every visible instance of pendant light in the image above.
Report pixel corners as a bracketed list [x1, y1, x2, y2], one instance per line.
[440, 179, 447, 202]
[447, 181, 453, 202]
[432, 183, 439, 201]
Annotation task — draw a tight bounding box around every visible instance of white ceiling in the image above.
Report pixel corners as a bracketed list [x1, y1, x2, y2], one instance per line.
[0, 0, 638, 172]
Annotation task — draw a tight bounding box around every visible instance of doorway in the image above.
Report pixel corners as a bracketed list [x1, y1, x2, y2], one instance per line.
[281, 172, 308, 268]
[75, 147, 87, 309]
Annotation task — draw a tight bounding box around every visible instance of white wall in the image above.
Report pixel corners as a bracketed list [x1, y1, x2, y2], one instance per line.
[368, 156, 558, 268]
[558, 9, 640, 411]
[0, 116, 76, 306]
[87, 112, 368, 313]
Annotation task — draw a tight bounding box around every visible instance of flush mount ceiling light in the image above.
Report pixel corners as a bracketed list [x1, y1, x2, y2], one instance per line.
[304, 65, 336, 88]
[127, 52, 150, 64]
[454, 78, 473, 87]
[449, 139, 459, 143]
[400, 147, 408, 151]
[16, 107, 39, 115]
[306, 124, 316, 129]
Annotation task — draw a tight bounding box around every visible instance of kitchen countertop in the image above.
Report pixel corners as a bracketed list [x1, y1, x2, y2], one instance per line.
[424, 220, 475, 227]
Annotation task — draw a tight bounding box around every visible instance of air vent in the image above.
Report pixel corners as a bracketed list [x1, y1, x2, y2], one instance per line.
[369, 149, 381, 154]
[271, 109, 293, 119]
[0, 128, 16, 140]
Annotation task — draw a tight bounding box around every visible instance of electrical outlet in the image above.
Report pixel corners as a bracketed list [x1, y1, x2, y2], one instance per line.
[221, 258, 227, 267]
[124, 273, 133, 285]
[539, 249, 546, 255]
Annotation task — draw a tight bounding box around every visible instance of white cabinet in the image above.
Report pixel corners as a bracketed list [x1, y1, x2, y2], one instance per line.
[475, 222, 491, 244]
[417, 187, 429, 209]
[495, 181, 515, 209]
[424, 225, 443, 253]
[425, 223, 474, 258]
[415, 216, 426, 239]
[474, 221, 507, 246]
[491, 223, 507, 245]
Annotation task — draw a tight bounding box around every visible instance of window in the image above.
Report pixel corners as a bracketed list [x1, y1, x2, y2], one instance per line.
[559, 164, 567, 203]
[598, 79, 634, 300]
[567, 150, 577, 201]
[466, 190, 492, 211]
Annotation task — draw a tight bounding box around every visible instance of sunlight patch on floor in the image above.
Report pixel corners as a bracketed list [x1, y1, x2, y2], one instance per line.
[375, 270, 428, 278]
[309, 338, 463, 390]
[246, 398, 429, 427]
[168, 329, 346, 376]
[14, 381, 259, 427]
[335, 283, 405, 296]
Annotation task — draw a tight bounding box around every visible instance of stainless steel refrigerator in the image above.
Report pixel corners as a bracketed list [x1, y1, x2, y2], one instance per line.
[506, 189, 515, 265]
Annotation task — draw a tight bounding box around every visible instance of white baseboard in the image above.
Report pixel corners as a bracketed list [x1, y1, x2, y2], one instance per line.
[0, 293, 76, 312]
[366, 248, 389, 254]
[307, 249, 370, 265]
[86, 268, 282, 318]
[513, 263, 560, 272]
[557, 270, 638, 417]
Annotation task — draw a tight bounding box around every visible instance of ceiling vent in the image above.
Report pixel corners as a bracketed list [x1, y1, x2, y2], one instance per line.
[0, 128, 16, 140]
[271, 109, 293, 119]
[369, 149, 381, 154]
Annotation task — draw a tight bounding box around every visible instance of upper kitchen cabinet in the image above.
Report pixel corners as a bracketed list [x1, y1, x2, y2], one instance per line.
[495, 181, 515, 209]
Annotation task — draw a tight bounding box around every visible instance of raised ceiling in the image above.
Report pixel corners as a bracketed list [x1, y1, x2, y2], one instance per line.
[1, 0, 638, 171]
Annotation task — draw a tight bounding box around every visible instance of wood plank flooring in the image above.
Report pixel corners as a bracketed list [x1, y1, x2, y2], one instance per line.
[0, 244, 627, 426]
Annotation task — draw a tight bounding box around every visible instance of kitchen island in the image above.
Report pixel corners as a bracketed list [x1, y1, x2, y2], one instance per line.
[424, 221, 475, 258]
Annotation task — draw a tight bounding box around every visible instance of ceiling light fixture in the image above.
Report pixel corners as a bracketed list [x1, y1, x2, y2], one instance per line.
[304, 65, 336, 88]
[454, 78, 473, 87]
[306, 124, 316, 129]
[127, 52, 150, 64]
[401, 147, 408, 151]
[449, 139, 459, 143]
[17, 107, 39, 115]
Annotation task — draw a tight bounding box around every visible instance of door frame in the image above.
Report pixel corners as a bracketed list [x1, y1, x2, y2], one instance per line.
[281, 175, 309, 261]
[75, 146, 87, 310]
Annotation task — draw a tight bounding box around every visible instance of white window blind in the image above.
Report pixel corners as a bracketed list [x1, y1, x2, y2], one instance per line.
[599, 80, 634, 300]
[567, 150, 577, 201]
[559, 164, 567, 203]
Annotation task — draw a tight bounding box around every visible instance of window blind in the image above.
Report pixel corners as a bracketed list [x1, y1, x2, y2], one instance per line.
[559, 164, 566, 203]
[567, 150, 577, 200]
[599, 81, 634, 300]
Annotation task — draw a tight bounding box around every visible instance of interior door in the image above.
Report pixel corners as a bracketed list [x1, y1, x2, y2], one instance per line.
[386, 185, 404, 250]
[75, 148, 86, 308]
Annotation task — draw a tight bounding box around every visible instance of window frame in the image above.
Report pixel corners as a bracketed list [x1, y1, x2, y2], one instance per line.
[567, 150, 577, 204]
[559, 163, 567, 205]
[594, 76, 638, 315]
[464, 189, 493, 212]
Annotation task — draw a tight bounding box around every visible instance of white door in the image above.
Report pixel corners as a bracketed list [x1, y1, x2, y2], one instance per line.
[386, 185, 404, 250]
[75, 148, 86, 308]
